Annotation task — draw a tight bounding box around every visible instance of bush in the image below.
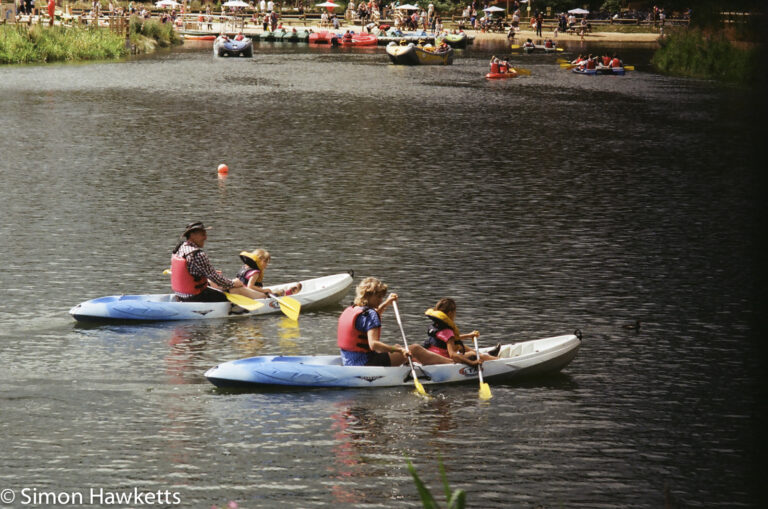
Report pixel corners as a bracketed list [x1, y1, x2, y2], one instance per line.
[651, 28, 762, 84]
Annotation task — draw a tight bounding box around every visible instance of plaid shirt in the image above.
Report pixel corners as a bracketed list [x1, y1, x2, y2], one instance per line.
[176, 240, 234, 293]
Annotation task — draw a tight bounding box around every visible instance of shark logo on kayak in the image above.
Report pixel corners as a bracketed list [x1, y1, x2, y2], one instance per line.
[459, 366, 479, 377]
[357, 376, 385, 383]
[193, 309, 214, 316]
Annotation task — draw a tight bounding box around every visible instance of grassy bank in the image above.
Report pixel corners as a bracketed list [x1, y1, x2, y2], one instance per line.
[651, 28, 762, 84]
[0, 18, 180, 65]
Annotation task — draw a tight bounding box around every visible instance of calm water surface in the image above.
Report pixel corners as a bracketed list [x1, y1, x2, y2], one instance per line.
[0, 39, 764, 508]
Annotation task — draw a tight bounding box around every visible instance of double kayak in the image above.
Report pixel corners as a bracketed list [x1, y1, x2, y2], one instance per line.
[205, 331, 582, 389]
[386, 42, 454, 66]
[572, 66, 625, 76]
[213, 36, 253, 57]
[486, 69, 519, 79]
[339, 33, 378, 46]
[69, 272, 353, 323]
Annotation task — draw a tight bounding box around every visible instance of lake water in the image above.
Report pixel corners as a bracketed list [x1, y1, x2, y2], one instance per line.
[0, 38, 764, 508]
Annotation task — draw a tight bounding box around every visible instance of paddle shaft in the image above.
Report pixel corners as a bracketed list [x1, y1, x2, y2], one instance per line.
[473, 336, 486, 385]
[392, 301, 425, 393]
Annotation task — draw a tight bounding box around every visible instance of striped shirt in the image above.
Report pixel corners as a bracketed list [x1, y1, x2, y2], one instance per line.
[176, 240, 235, 295]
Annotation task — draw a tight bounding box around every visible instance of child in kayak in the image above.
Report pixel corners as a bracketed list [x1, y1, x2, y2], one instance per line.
[235, 249, 301, 297]
[422, 298, 500, 366]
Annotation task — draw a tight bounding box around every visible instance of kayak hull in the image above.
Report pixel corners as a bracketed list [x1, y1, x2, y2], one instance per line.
[386, 42, 453, 65]
[339, 33, 378, 46]
[69, 272, 353, 323]
[205, 332, 582, 388]
[486, 70, 518, 79]
[573, 67, 625, 75]
[214, 36, 253, 57]
[308, 31, 339, 45]
[442, 32, 468, 48]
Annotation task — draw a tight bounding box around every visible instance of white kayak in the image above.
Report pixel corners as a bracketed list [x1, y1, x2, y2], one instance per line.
[205, 331, 582, 389]
[69, 272, 353, 323]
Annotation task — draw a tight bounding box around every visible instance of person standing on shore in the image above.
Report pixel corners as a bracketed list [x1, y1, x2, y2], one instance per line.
[535, 11, 543, 36]
[47, 0, 54, 26]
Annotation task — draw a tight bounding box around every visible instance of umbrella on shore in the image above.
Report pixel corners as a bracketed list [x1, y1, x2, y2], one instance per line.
[223, 0, 250, 6]
[395, 4, 420, 10]
[316, 1, 340, 9]
[483, 6, 505, 12]
[568, 8, 589, 15]
[155, 0, 180, 7]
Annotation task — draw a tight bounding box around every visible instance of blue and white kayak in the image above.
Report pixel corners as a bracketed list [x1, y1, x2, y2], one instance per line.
[572, 66, 625, 76]
[69, 272, 353, 323]
[213, 35, 253, 57]
[205, 331, 582, 389]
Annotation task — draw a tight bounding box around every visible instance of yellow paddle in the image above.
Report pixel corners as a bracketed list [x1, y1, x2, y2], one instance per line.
[163, 269, 264, 311]
[624, 65, 635, 71]
[472, 335, 492, 400]
[513, 67, 532, 76]
[510, 44, 520, 49]
[392, 301, 428, 397]
[556, 58, 569, 64]
[267, 292, 301, 322]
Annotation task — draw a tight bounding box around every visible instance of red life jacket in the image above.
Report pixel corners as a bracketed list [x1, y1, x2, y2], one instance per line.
[337, 306, 372, 352]
[490, 62, 500, 73]
[602, 56, 611, 66]
[499, 63, 508, 73]
[586, 59, 596, 69]
[170, 252, 207, 295]
[611, 57, 621, 67]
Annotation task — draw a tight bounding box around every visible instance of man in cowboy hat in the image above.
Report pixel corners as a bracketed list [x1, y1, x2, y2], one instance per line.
[170, 222, 246, 302]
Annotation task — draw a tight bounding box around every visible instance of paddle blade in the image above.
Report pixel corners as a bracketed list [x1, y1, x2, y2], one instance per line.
[224, 292, 264, 311]
[624, 65, 635, 71]
[413, 377, 428, 397]
[556, 47, 564, 51]
[275, 295, 301, 321]
[479, 381, 492, 400]
[556, 58, 568, 64]
[510, 44, 520, 49]
[514, 67, 531, 76]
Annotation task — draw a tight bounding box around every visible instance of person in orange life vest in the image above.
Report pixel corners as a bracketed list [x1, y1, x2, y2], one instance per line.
[489, 55, 501, 74]
[601, 53, 611, 66]
[337, 277, 450, 367]
[422, 298, 499, 366]
[608, 53, 623, 68]
[171, 222, 247, 302]
[585, 54, 596, 70]
[236, 249, 301, 297]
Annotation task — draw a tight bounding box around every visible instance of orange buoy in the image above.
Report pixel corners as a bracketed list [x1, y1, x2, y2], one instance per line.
[217, 163, 229, 175]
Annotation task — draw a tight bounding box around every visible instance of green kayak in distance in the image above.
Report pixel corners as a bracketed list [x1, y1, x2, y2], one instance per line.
[255, 29, 310, 42]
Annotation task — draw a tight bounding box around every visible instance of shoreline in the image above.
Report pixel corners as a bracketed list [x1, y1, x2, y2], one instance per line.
[184, 20, 664, 45]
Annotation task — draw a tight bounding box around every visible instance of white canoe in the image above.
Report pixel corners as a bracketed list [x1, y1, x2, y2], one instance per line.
[205, 331, 582, 388]
[69, 272, 354, 323]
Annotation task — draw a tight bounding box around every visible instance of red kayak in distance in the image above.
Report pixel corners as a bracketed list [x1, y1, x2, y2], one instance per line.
[338, 33, 378, 46]
[485, 70, 519, 79]
[308, 31, 340, 44]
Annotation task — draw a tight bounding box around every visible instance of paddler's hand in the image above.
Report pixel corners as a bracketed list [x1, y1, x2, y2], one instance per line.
[231, 280, 244, 288]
